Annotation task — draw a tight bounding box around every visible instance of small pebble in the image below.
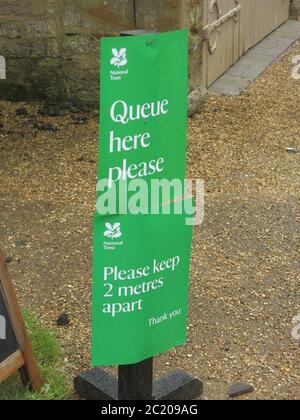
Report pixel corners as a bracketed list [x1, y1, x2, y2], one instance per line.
[16, 240, 27, 247]
[15, 108, 28, 116]
[285, 147, 298, 154]
[229, 383, 254, 398]
[57, 313, 71, 327]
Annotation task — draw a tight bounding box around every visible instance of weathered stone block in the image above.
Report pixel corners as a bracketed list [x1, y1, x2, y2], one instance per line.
[63, 34, 98, 57]
[29, 57, 67, 101]
[46, 38, 60, 57]
[0, 20, 23, 39]
[0, 0, 48, 16]
[0, 38, 16, 57]
[78, 0, 135, 32]
[24, 18, 57, 38]
[188, 86, 206, 116]
[290, 0, 300, 19]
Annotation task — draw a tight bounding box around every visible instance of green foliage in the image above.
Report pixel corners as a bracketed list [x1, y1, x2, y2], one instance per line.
[0, 311, 70, 400]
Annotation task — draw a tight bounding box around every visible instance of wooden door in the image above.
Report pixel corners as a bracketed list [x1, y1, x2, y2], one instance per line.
[203, 0, 290, 87]
[203, 0, 241, 87]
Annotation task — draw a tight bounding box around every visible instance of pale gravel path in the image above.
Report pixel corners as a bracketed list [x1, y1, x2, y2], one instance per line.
[0, 40, 300, 400]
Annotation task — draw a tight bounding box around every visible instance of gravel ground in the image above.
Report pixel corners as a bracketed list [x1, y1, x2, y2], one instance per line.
[0, 40, 300, 400]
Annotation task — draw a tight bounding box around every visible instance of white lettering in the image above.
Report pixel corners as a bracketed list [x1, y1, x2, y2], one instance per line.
[110, 99, 169, 125]
[109, 131, 151, 153]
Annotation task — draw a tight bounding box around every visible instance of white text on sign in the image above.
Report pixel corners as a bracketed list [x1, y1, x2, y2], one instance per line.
[106, 99, 169, 187]
[102, 256, 181, 318]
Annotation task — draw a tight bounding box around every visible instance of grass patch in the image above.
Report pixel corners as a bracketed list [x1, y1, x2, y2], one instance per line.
[0, 311, 70, 400]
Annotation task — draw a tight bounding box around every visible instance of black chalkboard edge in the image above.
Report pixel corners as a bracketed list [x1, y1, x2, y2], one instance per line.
[0, 250, 42, 391]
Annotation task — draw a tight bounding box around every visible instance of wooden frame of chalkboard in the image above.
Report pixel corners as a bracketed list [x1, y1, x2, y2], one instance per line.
[0, 250, 42, 391]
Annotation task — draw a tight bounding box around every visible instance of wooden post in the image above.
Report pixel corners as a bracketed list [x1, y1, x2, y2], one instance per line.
[0, 250, 42, 391]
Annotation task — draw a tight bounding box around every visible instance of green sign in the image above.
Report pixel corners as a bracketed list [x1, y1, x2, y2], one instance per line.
[96, 29, 188, 210]
[92, 30, 192, 366]
[92, 207, 193, 366]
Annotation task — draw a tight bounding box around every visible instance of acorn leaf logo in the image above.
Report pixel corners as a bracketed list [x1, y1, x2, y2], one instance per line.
[104, 223, 122, 239]
[111, 48, 127, 68]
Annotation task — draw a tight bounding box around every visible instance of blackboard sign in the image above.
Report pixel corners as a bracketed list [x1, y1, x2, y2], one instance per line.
[0, 291, 18, 363]
[0, 250, 42, 390]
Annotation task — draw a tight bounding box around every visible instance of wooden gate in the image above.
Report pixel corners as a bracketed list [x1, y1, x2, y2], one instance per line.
[203, 0, 290, 87]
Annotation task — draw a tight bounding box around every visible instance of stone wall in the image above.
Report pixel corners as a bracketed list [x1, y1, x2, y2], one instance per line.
[0, 0, 136, 104]
[0, 1, 298, 110]
[0, 0, 203, 109]
[290, 0, 300, 19]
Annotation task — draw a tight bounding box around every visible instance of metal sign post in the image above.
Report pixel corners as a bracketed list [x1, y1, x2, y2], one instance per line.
[75, 357, 202, 400]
